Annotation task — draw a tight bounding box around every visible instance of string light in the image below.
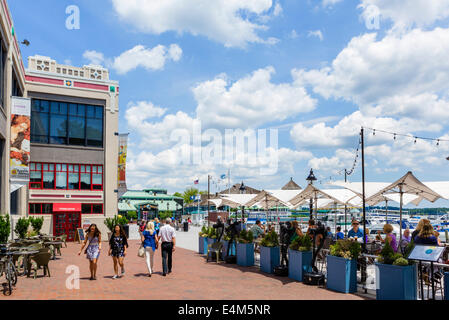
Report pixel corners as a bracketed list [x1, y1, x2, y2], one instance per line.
[363, 127, 449, 144]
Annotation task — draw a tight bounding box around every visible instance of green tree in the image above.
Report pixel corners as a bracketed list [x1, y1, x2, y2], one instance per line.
[183, 188, 199, 204]
[0, 214, 10, 244]
[173, 192, 183, 198]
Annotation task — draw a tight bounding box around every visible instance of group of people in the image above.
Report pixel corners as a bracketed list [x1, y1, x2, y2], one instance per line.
[332, 218, 444, 253]
[78, 218, 177, 280]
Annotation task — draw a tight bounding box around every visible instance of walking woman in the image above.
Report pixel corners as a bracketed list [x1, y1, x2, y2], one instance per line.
[108, 224, 129, 279]
[141, 221, 159, 277]
[78, 224, 101, 280]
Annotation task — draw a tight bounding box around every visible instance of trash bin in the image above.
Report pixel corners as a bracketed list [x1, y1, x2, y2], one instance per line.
[183, 222, 189, 232]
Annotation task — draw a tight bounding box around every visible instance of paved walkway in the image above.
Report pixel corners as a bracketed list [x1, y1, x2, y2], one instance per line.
[1, 233, 366, 300]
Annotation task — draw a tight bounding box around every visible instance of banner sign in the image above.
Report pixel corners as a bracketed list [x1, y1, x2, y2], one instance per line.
[10, 97, 31, 193]
[118, 133, 129, 198]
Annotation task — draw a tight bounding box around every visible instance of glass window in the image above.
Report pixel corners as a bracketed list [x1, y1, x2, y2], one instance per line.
[29, 204, 41, 214]
[80, 173, 91, 190]
[31, 99, 104, 147]
[68, 173, 79, 190]
[92, 174, 102, 189]
[86, 119, 103, 147]
[92, 204, 103, 214]
[43, 171, 54, 189]
[68, 115, 85, 145]
[42, 203, 53, 214]
[56, 171, 67, 189]
[82, 204, 92, 214]
[50, 114, 67, 144]
[31, 112, 49, 143]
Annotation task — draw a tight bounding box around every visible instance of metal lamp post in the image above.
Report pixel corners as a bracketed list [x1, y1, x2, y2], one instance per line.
[239, 182, 246, 223]
[306, 169, 317, 220]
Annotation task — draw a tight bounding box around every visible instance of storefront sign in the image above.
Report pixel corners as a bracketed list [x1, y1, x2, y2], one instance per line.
[53, 203, 81, 212]
[118, 133, 129, 198]
[10, 97, 31, 193]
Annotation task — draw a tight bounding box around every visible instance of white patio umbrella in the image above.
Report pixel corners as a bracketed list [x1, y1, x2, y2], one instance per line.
[366, 172, 444, 243]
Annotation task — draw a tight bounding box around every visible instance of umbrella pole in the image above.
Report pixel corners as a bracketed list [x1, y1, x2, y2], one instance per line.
[399, 185, 403, 245]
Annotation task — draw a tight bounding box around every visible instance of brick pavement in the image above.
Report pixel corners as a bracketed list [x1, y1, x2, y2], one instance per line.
[1, 240, 366, 300]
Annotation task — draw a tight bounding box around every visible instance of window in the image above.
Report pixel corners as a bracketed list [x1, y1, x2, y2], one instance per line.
[28, 203, 54, 214]
[29, 162, 103, 191]
[81, 204, 103, 214]
[30, 99, 104, 147]
[12, 70, 23, 97]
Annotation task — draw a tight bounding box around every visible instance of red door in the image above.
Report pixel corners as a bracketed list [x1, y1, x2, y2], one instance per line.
[53, 212, 81, 241]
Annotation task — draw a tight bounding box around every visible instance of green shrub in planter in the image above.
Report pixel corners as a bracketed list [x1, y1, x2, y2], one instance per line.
[289, 234, 312, 252]
[29, 216, 44, 234]
[260, 230, 280, 273]
[327, 239, 361, 293]
[0, 214, 10, 244]
[237, 229, 254, 244]
[376, 241, 417, 300]
[14, 217, 30, 239]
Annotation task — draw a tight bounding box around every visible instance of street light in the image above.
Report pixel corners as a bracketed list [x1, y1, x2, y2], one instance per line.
[239, 182, 246, 223]
[306, 169, 317, 220]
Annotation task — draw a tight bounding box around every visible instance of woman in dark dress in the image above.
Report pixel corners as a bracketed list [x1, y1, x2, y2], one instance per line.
[108, 224, 129, 279]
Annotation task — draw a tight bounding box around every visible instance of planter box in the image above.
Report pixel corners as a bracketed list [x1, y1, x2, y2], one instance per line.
[376, 263, 417, 300]
[288, 249, 312, 282]
[222, 240, 236, 258]
[207, 238, 217, 247]
[236, 242, 254, 267]
[260, 246, 280, 274]
[198, 236, 208, 254]
[326, 255, 357, 293]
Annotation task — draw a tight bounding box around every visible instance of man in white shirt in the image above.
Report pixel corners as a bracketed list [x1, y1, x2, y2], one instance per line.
[159, 218, 176, 276]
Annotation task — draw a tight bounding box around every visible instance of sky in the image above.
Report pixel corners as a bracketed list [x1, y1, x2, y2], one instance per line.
[9, 0, 449, 208]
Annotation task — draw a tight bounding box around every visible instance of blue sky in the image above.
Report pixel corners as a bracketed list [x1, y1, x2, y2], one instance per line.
[10, 0, 449, 207]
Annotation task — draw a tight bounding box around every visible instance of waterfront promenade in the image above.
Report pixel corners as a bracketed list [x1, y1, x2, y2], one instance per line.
[2, 227, 366, 300]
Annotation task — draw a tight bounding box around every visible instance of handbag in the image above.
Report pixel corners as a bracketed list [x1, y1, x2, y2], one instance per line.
[138, 244, 145, 258]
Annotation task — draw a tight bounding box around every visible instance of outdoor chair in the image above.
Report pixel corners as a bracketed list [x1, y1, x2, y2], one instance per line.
[55, 234, 67, 248]
[38, 248, 51, 254]
[30, 252, 51, 279]
[207, 242, 224, 263]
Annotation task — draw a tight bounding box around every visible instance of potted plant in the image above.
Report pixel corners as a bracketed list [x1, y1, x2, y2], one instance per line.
[236, 229, 254, 267]
[29, 216, 44, 235]
[198, 226, 208, 254]
[14, 217, 30, 239]
[327, 239, 361, 293]
[222, 229, 235, 259]
[207, 226, 217, 247]
[0, 214, 10, 244]
[117, 215, 130, 238]
[104, 215, 129, 240]
[375, 241, 417, 300]
[259, 230, 280, 274]
[288, 234, 313, 281]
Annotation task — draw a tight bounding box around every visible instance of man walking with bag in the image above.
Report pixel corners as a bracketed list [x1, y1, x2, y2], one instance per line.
[159, 218, 176, 276]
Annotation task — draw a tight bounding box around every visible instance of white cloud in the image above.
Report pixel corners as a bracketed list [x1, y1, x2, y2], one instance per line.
[194, 66, 317, 129]
[307, 30, 324, 41]
[82, 50, 105, 66]
[322, 0, 343, 8]
[273, 2, 283, 16]
[289, 30, 299, 39]
[126, 101, 167, 123]
[111, 0, 278, 48]
[112, 44, 182, 74]
[295, 28, 449, 125]
[358, 0, 449, 30]
[290, 111, 443, 149]
[83, 44, 182, 75]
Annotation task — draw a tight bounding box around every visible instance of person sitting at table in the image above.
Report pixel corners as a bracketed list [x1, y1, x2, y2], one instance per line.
[399, 229, 412, 254]
[364, 228, 371, 243]
[290, 221, 304, 242]
[414, 224, 438, 245]
[335, 226, 345, 240]
[250, 220, 265, 239]
[379, 224, 398, 252]
[326, 227, 333, 240]
[434, 231, 442, 246]
[412, 219, 430, 240]
[347, 220, 364, 239]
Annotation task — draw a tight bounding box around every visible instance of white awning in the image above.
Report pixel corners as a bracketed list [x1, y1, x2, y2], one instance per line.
[219, 194, 258, 208]
[244, 190, 291, 209]
[289, 184, 350, 208]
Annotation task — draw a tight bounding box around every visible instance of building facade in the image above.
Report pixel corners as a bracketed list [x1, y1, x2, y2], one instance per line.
[0, 0, 119, 240]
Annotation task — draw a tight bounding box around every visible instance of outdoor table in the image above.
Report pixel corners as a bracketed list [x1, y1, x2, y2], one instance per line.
[11, 250, 39, 277]
[43, 241, 63, 260]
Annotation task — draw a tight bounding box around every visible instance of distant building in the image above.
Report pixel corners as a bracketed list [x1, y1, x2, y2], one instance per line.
[119, 189, 184, 220]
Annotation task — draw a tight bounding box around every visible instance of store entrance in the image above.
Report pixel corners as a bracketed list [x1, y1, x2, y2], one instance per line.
[53, 212, 81, 242]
